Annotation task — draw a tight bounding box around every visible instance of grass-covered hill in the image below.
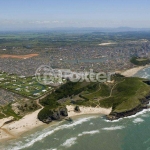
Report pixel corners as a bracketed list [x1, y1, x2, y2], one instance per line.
[100, 76, 150, 113]
[38, 74, 150, 122]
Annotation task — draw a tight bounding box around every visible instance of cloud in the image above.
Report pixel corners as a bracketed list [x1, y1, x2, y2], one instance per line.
[52, 20, 59, 23]
[29, 20, 51, 24]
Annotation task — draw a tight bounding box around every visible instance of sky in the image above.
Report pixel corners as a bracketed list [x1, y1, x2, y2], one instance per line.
[0, 0, 150, 30]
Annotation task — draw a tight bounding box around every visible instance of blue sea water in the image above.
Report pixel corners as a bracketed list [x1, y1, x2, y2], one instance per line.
[1, 67, 150, 150]
[134, 67, 150, 79]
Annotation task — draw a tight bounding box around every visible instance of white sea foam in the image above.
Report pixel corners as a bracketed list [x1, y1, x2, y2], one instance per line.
[7, 116, 95, 150]
[141, 71, 150, 78]
[104, 118, 123, 123]
[141, 114, 149, 117]
[54, 138, 59, 140]
[46, 149, 57, 150]
[105, 108, 150, 123]
[61, 137, 77, 148]
[133, 118, 144, 123]
[102, 126, 125, 131]
[142, 75, 149, 79]
[78, 130, 100, 136]
[125, 108, 150, 119]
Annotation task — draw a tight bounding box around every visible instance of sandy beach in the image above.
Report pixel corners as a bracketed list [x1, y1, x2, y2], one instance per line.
[0, 117, 14, 127]
[0, 106, 111, 142]
[67, 105, 112, 117]
[98, 42, 116, 46]
[0, 109, 43, 141]
[118, 65, 150, 77]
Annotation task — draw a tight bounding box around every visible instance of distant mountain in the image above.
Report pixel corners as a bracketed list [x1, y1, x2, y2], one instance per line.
[36, 27, 150, 33]
[1, 26, 150, 33]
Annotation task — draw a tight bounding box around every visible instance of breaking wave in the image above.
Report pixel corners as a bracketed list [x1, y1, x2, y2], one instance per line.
[133, 118, 144, 123]
[78, 130, 100, 136]
[105, 108, 150, 123]
[6, 116, 95, 150]
[61, 137, 77, 148]
[102, 126, 125, 131]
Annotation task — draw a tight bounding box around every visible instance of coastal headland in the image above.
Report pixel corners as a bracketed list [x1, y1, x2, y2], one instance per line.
[1, 65, 150, 142]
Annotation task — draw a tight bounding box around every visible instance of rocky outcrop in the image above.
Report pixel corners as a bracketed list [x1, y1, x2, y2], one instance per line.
[74, 105, 80, 112]
[38, 107, 68, 124]
[143, 80, 150, 85]
[60, 107, 68, 116]
[107, 105, 148, 120]
[42, 117, 52, 124]
[107, 95, 150, 121]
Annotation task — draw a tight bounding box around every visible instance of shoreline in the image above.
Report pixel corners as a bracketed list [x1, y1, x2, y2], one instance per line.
[118, 65, 150, 77]
[0, 106, 111, 142]
[67, 105, 112, 117]
[107, 97, 150, 121]
[1, 64, 150, 142]
[0, 109, 44, 142]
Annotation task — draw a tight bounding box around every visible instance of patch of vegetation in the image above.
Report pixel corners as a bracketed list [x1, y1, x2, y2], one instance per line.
[38, 106, 54, 121]
[40, 81, 91, 106]
[98, 84, 110, 97]
[0, 72, 53, 99]
[2, 103, 22, 120]
[81, 83, 110, 100]
[0, 113, 5, 119]
[13, 100, 41, 116]
[130, 57, 150, 66]
[38, 105, 68, 122]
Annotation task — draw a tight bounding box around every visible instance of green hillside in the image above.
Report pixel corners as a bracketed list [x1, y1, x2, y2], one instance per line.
[39, 74, 150, 121]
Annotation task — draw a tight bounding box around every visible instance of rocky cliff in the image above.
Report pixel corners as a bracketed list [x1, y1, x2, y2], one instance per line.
[38, 107, 68, 124]
[106, 95, 150, 121]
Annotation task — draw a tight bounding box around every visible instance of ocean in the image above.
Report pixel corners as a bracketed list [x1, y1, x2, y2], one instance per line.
[1, 67, 150, 150]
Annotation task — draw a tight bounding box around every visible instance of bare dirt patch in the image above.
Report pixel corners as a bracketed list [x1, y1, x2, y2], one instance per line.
[0, 54, 39, 59]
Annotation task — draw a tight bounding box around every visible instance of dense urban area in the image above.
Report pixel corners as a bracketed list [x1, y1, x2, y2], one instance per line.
[0, 31, 150, 118]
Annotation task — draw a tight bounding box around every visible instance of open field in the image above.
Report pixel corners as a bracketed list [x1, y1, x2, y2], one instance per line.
[0, 54, 39, 59]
